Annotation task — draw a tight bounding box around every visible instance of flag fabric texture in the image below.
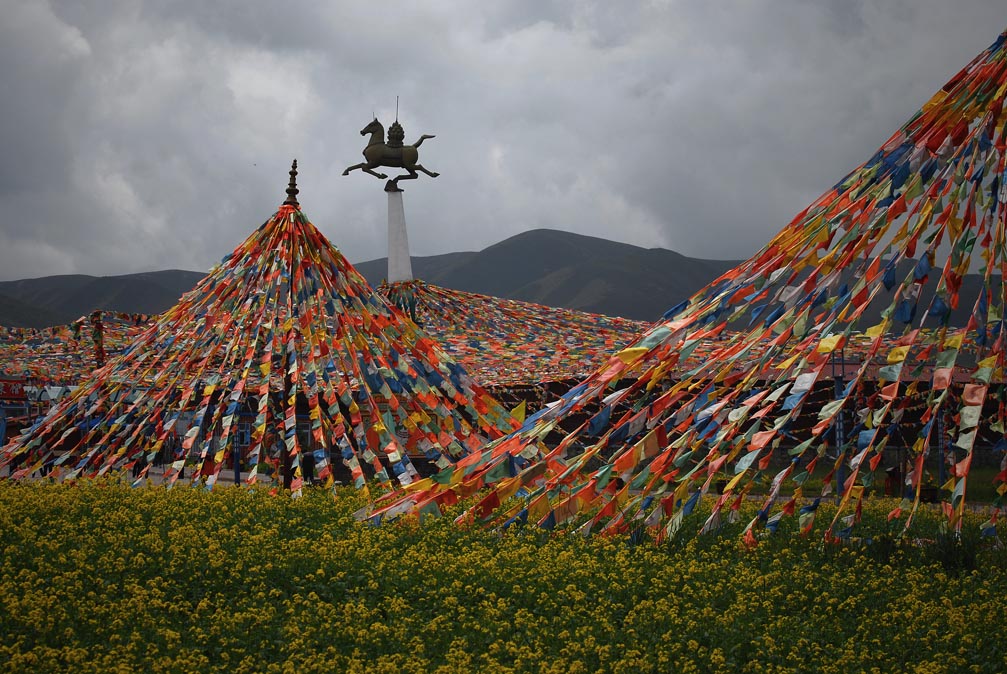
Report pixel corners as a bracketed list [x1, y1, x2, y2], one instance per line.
[374, 28, 1007, 540]
[0, 183, 520, 493]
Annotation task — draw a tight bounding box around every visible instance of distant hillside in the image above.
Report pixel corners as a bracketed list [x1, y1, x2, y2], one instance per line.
[0, 291, 63, 328]
[355, 229, 741, 321]
[1, 228, 996, 338]
[0, 270, 206, 328]
[0, 231, 742, 327]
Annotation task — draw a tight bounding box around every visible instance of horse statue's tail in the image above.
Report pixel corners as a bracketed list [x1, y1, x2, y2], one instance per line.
[413, 134, 435, 148]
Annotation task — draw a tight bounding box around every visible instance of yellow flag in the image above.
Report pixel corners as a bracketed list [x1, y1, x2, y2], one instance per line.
[887, 346, 910, 364]
[817, 334, 842, 354]
[616, 347, 649, 364]
[511, 400, 527, 424]
[776, 354, 800, 371]
[977, 355, 997, 369]
[922, 90, 947, 112]
[725, 471, 746, 492]
[865, 322, 886, 338]
[496, 476, 522, 502]
[528, 494, 551, 523]
[403, 477, 433, 493]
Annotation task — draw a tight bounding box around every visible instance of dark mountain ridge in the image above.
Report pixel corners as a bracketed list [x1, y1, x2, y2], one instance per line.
[353, 229, 741, 321]
[0, 270, 206, 327]
[0, 230, 740, 328]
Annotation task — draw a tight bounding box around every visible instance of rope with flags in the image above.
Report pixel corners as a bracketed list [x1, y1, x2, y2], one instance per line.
[0, 162, 521, 495]
[371, 28, 1007, 541]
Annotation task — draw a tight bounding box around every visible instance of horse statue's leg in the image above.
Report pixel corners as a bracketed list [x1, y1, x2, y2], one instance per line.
[390, 168, 419, 189]
[412, 164, 439, 178]
[343, 163, 388, 179]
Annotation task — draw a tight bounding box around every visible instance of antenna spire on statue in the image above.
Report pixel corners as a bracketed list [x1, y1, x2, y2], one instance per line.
[283, 159, 299, 206]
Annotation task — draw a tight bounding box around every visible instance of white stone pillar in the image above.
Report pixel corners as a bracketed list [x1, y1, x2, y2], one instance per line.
[386, 189, 413, 283]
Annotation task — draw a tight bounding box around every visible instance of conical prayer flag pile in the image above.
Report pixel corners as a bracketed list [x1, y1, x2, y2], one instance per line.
[371, 28, 1007, 538]
[0, 312, 151, 385]
[0, 280, 644, 398]
[0, 165, 519, 492]
[1, 273, 645, 392]
[380, 279, 647, 387]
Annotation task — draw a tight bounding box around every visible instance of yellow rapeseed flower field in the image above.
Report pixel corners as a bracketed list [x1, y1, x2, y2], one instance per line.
[0, 481, 1005, 673]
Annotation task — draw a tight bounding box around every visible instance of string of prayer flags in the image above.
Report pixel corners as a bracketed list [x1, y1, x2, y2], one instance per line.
[373, 27, 1007, 541]
[380, 280, 647, 387]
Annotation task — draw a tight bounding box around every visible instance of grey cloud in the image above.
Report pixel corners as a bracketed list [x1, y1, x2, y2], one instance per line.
[0, 0, 1004, 281]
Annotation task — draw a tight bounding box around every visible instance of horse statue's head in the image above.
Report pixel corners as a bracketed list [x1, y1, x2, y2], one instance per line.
[361, 118, 383, 136]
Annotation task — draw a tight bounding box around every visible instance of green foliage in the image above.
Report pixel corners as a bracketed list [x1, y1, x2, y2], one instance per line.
[0, 481, 1005, 673]
[926, 528, 983, 575]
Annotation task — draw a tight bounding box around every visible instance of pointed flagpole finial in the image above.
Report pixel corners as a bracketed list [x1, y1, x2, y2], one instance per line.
[284, 159, 299, 206]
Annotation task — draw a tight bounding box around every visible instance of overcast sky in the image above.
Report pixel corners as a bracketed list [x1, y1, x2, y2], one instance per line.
[1, 1, 1004, 281]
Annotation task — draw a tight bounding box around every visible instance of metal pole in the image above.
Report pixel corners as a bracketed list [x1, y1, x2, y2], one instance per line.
[937, 411, 947, 486]
[833, 348, 846, 497]
[233, 440, 240, 485]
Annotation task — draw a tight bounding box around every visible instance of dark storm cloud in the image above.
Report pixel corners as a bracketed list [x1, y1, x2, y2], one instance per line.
[0, 0, 1004, 280]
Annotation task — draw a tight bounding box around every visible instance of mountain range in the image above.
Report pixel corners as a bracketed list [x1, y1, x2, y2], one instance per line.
[0, 270, 207, 328]
[353, 229, 740, 320]
[0, 229, 740, 329]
